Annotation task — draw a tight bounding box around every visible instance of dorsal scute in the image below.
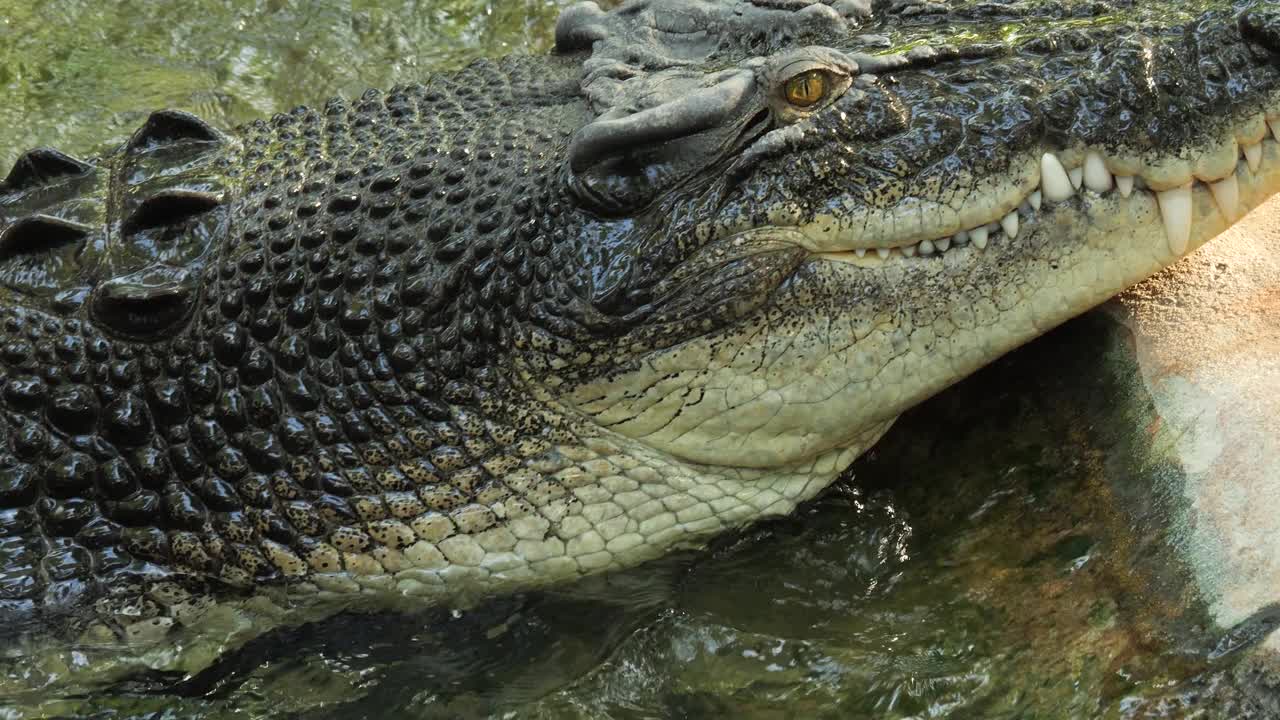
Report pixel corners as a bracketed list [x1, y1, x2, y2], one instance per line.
[126, 109, 226, 154]
[1, 148, 93, 193]
[0, 214, 92, 260]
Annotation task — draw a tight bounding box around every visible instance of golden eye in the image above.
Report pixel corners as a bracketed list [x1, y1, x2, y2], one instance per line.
[784, 70, 829, 108]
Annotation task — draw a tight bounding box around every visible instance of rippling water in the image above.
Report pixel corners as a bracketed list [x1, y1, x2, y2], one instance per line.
[0, 2, 1269, 717]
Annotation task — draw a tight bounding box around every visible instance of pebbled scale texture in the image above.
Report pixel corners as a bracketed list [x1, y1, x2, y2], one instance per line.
[0, 55, 590, 641]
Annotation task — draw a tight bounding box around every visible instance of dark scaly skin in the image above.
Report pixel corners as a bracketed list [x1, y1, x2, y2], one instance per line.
[0, 54, 597, 663]
[0, 0, 1278, 690]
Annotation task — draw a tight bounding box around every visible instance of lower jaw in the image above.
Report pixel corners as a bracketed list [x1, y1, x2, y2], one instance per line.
[797, 144, 1280, 465]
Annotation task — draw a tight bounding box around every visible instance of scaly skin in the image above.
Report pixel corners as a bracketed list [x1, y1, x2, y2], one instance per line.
[0, 0, 1278, 691]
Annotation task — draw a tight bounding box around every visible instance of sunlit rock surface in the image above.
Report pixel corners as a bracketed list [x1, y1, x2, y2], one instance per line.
[1108, 191, 1280, 695]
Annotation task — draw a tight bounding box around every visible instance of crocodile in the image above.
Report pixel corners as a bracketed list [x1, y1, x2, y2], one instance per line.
[1, 0, 1279, 691]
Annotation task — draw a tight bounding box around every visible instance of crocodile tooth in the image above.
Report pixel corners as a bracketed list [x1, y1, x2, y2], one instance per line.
[917, 239, 935, 255]
[855, 248, 867, 258]
[1083, 152, 1113, 193]
[953, 230, 969, 245]
[1208, 174, 1240, 221]
[970, 226, 989, 249]
[1156, 184, 1193, 257]
[1244, 143, 1262, 172]
[902, 243, 918, 257]
[1068, 167, 1083, 190]
[1001, 211, 1019, 239]
[1028, 190, 1042, 211]
[935, 237, 951, 252]
[1040, 153, 1074, 202]
[1116, 175, 1134, 197]
[877, 247, 891, 259]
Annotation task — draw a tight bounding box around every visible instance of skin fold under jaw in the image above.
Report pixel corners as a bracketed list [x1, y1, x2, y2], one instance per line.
[0, 0, 1277, 691]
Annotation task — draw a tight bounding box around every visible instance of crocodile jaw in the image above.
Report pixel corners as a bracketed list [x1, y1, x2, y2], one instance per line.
[565, 135, 1280, 470]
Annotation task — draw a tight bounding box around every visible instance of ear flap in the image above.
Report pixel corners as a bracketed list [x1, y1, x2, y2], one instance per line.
[567, 70, 768, 215]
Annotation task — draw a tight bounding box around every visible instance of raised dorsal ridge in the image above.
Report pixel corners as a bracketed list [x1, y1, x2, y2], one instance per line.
[1, 148, 93, 192]
[0, 214, 92, 259]
[123, 189, 223, 235]
[126, 109, 225, 154]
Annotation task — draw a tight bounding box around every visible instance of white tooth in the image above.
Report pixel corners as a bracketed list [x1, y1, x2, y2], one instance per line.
[1270, 119, 1280, 143]
[917, 239, 935, 255]
[1001, 212, 1019, 239]
[901, 244, 917, 257]
[1208, 174, 1240, 221]
[935, 237, 951, 252]
[877, 247, 891, 260]
[1040, 153, 1075, 202]
[1083, 151, 1113, 193]
[1029, 190, 1042, 210]
[1156, 184, 1193, 257]
[1116, 175, 1134, 198]
[953, 230, 969, 245]
[1068, 167, 1083, 190]
[970, 226, 989, 249]
[1244, 143, 1262, 173]
[854, 248, 867, 258]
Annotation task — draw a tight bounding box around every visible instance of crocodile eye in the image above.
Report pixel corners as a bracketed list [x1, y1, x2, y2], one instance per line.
[784, 70, 830, 108]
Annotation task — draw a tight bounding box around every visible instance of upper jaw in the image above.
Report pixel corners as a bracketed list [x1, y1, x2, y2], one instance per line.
[719, 100, 1280, 266]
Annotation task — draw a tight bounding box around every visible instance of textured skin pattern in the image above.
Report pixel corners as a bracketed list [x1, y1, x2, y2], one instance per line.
[0, 53, 884, 662]
[0, 1, 1277, 683]
[0, 56, 613, 642]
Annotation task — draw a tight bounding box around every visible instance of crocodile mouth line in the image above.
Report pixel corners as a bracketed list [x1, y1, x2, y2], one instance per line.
[811, 114, 1280, 266]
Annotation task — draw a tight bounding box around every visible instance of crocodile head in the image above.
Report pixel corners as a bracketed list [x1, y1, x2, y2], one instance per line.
[535, 0, 1280, 477]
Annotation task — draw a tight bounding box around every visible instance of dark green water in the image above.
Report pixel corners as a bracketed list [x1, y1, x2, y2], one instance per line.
[0, 2, 1269, 717]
